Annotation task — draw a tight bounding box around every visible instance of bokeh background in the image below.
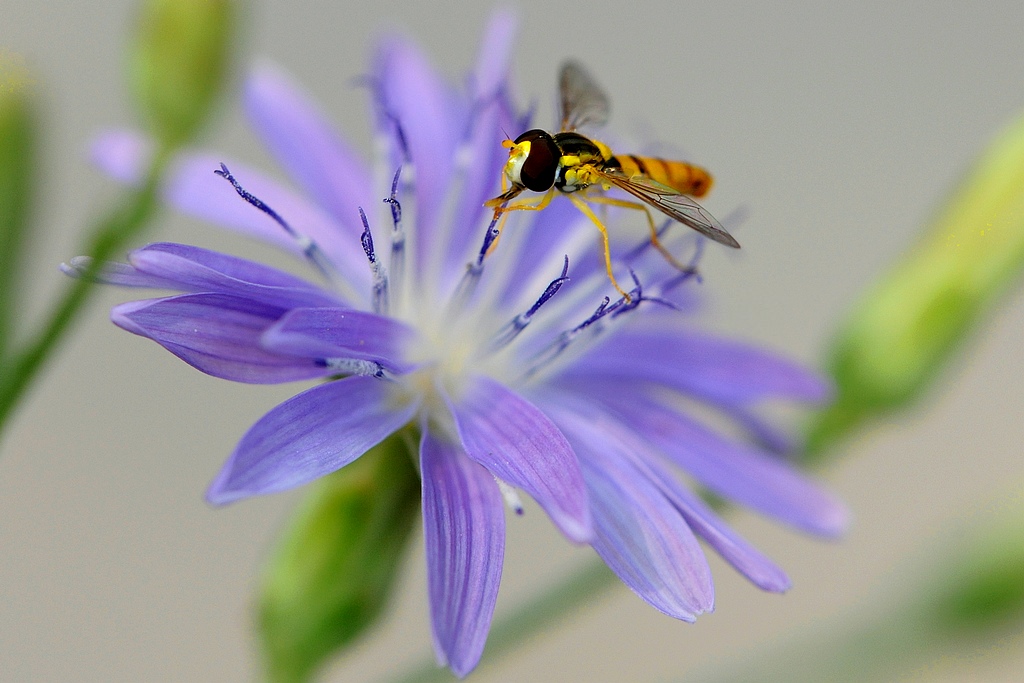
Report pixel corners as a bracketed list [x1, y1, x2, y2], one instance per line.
[3, 1, 1024, 681]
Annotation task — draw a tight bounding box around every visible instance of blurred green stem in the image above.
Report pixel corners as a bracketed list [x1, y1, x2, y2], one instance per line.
[0, 86, 37, 361]
[386, 558, 616, 683]
[0, 149, 169, 432]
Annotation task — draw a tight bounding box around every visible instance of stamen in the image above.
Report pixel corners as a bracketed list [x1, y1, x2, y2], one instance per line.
[358, 208, 390, 316]
[315, 357, 388, 379]
[496, 479, 524, 516]
[522, 271, 662, 379]
[477, 211, 504, 266]
[660, 239, 706, 295]
[444, 212, 501, 320]
[487, 256, 569, 352]
[384, 167, 405, 304]
[214, 164, 343, 288]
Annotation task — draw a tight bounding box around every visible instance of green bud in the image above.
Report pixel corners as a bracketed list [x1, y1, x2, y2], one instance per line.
[0, 57, 37, 359]
[929, 487, 1024, 634]
[258, 431, 421, 683]
[129, 0, 236, 147]
[685, 487, 1024, 683]
[807, 110, 1024, 458]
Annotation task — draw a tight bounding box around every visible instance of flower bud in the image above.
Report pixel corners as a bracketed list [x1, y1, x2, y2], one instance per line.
[129, 0, 236, 147]
[808, 111, 1024, 458]
[258, 431, 420, 682]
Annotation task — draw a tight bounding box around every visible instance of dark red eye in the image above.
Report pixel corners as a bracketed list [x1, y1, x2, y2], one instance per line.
[514, 129, 559, 192]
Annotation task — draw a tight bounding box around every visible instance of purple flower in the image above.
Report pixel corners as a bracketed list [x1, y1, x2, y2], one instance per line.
[67, 12, 847, 677]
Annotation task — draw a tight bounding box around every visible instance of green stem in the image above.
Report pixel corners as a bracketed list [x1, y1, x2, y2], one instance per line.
[0, 149, 169, 433]
[385, 558, 617, 683]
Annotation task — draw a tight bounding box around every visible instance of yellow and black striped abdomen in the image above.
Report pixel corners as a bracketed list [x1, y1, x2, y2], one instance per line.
[613, 154, 714, 198]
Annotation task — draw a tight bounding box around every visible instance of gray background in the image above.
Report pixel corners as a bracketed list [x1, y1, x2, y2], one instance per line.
[4, 1, 1024, 681]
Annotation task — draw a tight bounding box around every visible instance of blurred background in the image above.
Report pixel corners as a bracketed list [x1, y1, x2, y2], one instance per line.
[3, 0, 1024, 681]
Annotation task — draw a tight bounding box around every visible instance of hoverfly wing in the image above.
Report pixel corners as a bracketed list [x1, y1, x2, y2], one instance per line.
[602, 170, 741, 248]
[559, 60, 610, 132]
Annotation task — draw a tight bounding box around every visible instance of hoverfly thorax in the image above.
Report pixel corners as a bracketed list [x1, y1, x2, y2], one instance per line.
[504, 129, 560, 192]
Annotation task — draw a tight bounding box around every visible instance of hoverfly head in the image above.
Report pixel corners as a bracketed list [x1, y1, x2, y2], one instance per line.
[503, 129, 559, 192]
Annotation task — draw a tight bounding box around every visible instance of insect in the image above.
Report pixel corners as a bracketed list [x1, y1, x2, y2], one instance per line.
[485, 60, 739, 300]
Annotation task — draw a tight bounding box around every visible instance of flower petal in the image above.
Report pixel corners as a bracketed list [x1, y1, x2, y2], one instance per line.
[440, 100, 513, 284]
[469, 9, 518, 102]
[578, 381, 849, 537]
[642, 458, 793, 593]
[552, 407, 714, 620]
[261, 307, 417, 373]
[374, 37, 463, 271]
[61, 255, 185, 290]
[420, 427, 505, 678]
[112, 293, 328, 383]
[127, 242, 344, 308]
[545, 392, 794, 593]
[244, 63, 374, 235]
[446, 376, 592, 543]
[89, 129, 153, 183]
[207, 377, 419, 504]
[564, 328, 833, 404]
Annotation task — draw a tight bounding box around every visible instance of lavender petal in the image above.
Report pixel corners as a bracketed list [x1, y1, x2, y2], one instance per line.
[563, 328, 833, 404]
[261, 307, 417, 372]
[61, 256, 185, 290]
[126, 242, 344, 308]
[374, 37, 463, 270]
[469, 9, 518, 102]
[553, 408, 714, 620]
[244, 63, 374, 236]
[446, 376, 592, 543]
[643, 457, 793, 593]
[207, 377, 419, 504]
[421, 427, 505, 678]
[580, 383, 849, 537]
[112, 294, 330, 384]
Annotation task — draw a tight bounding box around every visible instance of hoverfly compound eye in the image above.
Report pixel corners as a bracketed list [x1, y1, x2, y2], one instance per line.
[509, 129, 559, 192]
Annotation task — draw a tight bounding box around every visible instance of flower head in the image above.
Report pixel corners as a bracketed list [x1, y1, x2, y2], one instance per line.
[68, 12, 847, 677]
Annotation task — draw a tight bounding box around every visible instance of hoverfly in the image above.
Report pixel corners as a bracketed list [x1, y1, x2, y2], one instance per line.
[485, 60, 739, 299]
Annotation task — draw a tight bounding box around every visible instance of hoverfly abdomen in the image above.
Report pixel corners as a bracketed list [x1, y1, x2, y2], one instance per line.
[614, 154, 714, 198]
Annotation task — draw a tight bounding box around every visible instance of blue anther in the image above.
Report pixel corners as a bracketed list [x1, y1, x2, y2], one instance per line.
[487, 256, 571, 353]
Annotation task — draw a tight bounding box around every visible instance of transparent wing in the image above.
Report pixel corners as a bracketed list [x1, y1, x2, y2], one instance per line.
[600, 170, 741, 248]
[559, 60, 610, 131]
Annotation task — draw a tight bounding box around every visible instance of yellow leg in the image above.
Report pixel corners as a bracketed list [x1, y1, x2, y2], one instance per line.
[483, 187, 556, 257]
[567, 193, 632, 302]
[486, 209, 511, 256]
[492, 186, 556, 215]
[585, 194, 694, 273]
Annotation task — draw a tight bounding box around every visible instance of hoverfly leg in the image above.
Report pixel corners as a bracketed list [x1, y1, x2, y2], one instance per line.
[566, 193, 632, 302]
[586, 194, 696, 276]
[483, 186, 557, 258]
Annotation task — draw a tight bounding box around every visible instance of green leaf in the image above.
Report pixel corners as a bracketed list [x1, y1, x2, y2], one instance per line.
[129, 0, 237, 147]
[0, 59, 37, 360]
[259, 430, 421, 683]
[807, 110, 1024, 459]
